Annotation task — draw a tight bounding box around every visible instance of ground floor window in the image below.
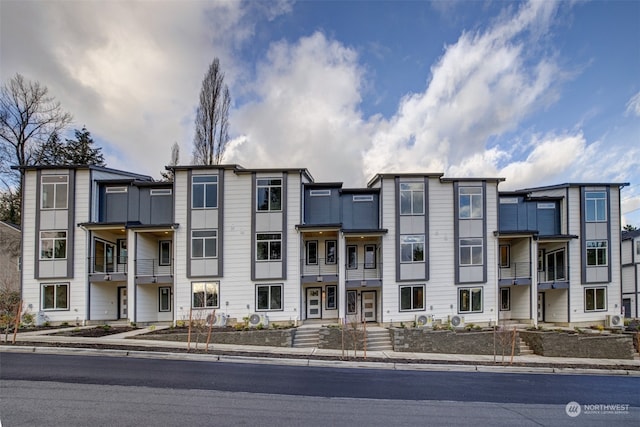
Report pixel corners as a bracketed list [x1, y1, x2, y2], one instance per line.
[500, 288, 510, 311]
[346, 290, 357, 314]
[192, 282, 219, 308]
[399, 285, 425, 311]
[42, 283, 69, 310]
[326, 285, 337, 310]
[256, 284, 282, 311]
[159, 287, 171, 312]
[459, 287, 482, 313]
[585, 287, 606, 311]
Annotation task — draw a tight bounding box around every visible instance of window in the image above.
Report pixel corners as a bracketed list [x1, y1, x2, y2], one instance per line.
[459, 187, 482, 219]
[537, 249, 545, 272]
[364, 244, 376, 269]
[460, 239, 483, 266]
[399, 182, 424, 215]
[637, 241, 640, 256]
[150, 188, 172, 196]
[40, 231, 67, 260]
[326, 285, 337, 310]
[306, 241, 318, 265]
[400, 235, 424, 263]
[257, 233, 282, 261]
[346, 245, 357, 269]
[41, 175, 68, 209]
[499, 245, 510, 268]
[93, 239, 115, 272]
[159, 287, 171, 312]
[118, 239, 128, 265]
[159, 240, 172, 266]
[546, 249, 566, 281]
[310, 189, 330, 196]
[585, 191, 606, 222]
[585, 287, 606, 311]
[257, 178, 282, 211]
[42, 283, 68, 310]
[459, 287, 482, 313]
[192, 282, 219, 308]
[192, 175, 218, 209]
[353, 194, 373, 202]
[256, 284, 282, 311]
[325, 240, 337, 264]
[346, 290, 357, 314]
[586, 240, 607, 266]
[400, 285, 425, 311]
[191, 230, 217, 258]
[105, 186, 127, 193]
[500, 288, 510, 311]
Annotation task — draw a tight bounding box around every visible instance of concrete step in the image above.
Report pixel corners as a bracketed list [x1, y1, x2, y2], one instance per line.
[518, 339, 534, 355]
[364, 329, 393, 351]
[293, 328, 319, 348]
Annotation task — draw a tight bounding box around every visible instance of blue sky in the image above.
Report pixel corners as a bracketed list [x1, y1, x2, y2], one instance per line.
[1, 0, 639, 226]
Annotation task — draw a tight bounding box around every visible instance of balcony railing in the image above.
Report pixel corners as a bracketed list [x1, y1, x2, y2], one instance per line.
[301, 257, 339, 277]
[345, 262, 382, 281]
[135, 258, 173, 277]
[498, 262, 531, 280]
[88, 257, 127, 274]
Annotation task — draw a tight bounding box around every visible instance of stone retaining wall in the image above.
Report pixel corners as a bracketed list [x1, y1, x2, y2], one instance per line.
[139, 329, 293, 347]
[318, 327, 366, 350]
[519, 331, 635, 359]
[390, 328, 521, 356]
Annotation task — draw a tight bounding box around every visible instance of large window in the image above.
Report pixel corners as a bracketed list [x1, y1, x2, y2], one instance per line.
[192, 282, 219, 308]
[257, 233, 282, 261]
[400, 235, 424, 263]
[585, 287, 606, 311]
[346, 245, 357, 269]
[257, 178, 282, 211]
[326, 240, 337, 264]
[585, 191, 606, 222]
[399, 182, 424, 215]
[400, 285, 425, 311]
[326, 285, 337, 310]
[159, 241, 172, 266]
[499, 245, 510, 268]
[159, 287, 171, 312]
[306, 241, 318, 265]
[586, 240, 608, 266]
[192, 175, 218, 209]
[94, 239, 115, 272]
[191, 230, 217, 258]
[41, 175, 68, 210]
[460, 239, 483, 266]
[40, 231, 67, 260]
[546, 249, 566, 281]
[459, 287, 482, 313]
[364, 244, 376, 269]
[256, 284, 282, 311]
[459, 187, 482, 219]
[42, 283, 69, 310]
[500, 288, 510, 311]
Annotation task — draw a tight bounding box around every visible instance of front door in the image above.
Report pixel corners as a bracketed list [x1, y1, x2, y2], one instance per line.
[537, 292, 545, 322]
[119, 287, 128, 319]
[361, 291, 376, 322]
[306, 288, 322, 319]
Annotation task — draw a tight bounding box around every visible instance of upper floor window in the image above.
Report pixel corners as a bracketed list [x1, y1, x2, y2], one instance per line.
[191, 230, 217, 258]
[150, 188, 172, 196]
[346, 245, 357, 269]
[399, 182, 424, 215]
[353, 195, 373, 202]
[105, 186, 127, 193]
[159, 240, 172, 266]
[400, 235, 424, 263]
[192, 176, 218, 209]
[459, 187, 482, 219]
[310, 189, 330, 196]
[256, 233, 281, 261]
[586, 240, 608, 266]
[41, 175, 68, 209]
[585, 191, 607, 222]
[460, 238, 483, 266]
[306, 241, 318, 265]
[364, 244, 376, 269]
[40, 231, 67, 260]
[257, 178, 282, 211]
[546, 249, 566, 281]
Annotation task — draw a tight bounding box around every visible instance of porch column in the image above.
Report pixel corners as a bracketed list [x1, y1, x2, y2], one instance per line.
[531, 236, 538, 328]
[127, 229, 136, 323]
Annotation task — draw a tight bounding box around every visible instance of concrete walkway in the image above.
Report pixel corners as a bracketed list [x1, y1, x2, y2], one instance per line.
[3, 326, 639, 375]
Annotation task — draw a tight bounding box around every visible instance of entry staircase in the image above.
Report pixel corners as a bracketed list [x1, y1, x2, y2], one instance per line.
[292, 325, 393, 351]
[292, 327, 320, 348]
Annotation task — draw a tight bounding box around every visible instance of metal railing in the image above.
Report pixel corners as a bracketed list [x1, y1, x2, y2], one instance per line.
[345, 262, 382, 281]
[135, 258, 174, 277]
[498, 262, 531, 280]
[301, 257, 339, 277]
[88, 257, 127, 274]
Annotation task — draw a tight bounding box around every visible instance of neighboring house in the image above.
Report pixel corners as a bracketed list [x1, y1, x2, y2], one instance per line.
[0, 220, 21, 292]
[622, 229, 640, 318]
[16, 163, 630, 327]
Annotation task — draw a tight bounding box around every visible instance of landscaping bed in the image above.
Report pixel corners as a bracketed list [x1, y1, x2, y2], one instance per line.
[51, 326, 138, 338]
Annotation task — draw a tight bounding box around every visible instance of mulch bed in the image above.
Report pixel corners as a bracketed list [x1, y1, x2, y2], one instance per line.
[51, 326, 138, 338]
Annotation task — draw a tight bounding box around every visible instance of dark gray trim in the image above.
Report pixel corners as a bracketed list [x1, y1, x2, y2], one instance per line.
[424, 176, 430, 281]
[34, 170, 41, 279]
[483, 181, 487, 283]
[606, 186, 612, 283]
[67, 170, 75, 278]
[282, 171, 288, 280]
[218, 169, 224, 277]
[186, 170, 192, 278]
[580, 186, 612, 285]
[251, 172, 256, 281]
[395, 177, 401, 282]
[454, 181, 487, 284]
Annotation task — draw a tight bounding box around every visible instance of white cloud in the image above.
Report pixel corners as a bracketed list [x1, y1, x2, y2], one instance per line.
[626, 91, 640, 117]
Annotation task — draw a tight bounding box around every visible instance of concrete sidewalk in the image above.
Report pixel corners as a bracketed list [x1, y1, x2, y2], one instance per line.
[3, 326, 640, 375]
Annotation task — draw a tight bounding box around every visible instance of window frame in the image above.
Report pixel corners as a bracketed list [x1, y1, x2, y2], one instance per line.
[256, 233, 282, 261]
[459, 187, 483, 219]
[353, 194, 373, 202]
[400, 235, 425, 263]
[500, 288, 511, 311]
[191, 175, 218, 209]
[584, 287, 606, 312]
[399, 182, 424, 215]
[256, 284, 283, 311]
[41, 283, 69, 311]
[191, 282, 219, 309]
[159, 240, 172, 266]
[364, 244, 376, 269]
[459, 238, 483, 266]
[346, 290, 357, 314]
[586, 240, 608, 266]
[346, 245, 357, 269]
[585, 191, 607, 222]
[459, 287, 483, 313]
[325, 240, 337, 264]
[93, 238, 115, 273]
[256, 178, 282, 212]
[325, 285, 337, 310]
[310, 189, 330, 197]
[159, 286, 171, 312]
[306, 240, 318, 265]
[499, 245, 510, 268]
[546, 249, 566, 281]
[40, 231, 68, 260]
[41, 175, 68, 210]
[399, 284, 425, 312]
[191, 230, 217, 259]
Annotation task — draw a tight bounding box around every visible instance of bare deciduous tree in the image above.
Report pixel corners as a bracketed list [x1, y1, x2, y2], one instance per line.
[161, 142, 180, 181]
[192, 58, 231, 165]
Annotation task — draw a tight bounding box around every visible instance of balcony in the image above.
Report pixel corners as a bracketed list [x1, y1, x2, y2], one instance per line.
[345, 262, 382, 286]
[498, 262, 532, 285]
[88, 256, 127, 282]
[301, 257, 339, 283]
[135, 259, 174, 284]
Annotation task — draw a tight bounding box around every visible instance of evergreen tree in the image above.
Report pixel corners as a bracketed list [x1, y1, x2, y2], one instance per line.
[64, 126, 105, 166]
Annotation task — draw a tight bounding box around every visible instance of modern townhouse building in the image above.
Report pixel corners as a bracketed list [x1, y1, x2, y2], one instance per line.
[622, 229, 640, 318]
[17, 163, 630, 328]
